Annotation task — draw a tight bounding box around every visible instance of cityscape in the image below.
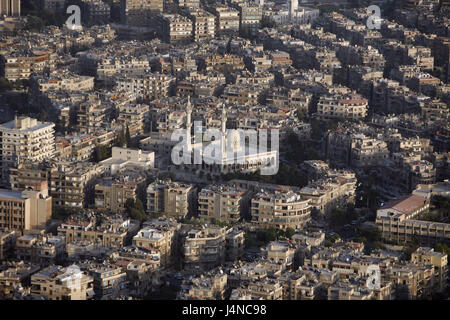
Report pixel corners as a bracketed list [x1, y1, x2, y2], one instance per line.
[0, 0, 449, 304]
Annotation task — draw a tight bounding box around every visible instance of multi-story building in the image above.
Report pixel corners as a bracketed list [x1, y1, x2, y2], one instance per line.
[116, 73, 175, 100]
[156, 13, 193, 44]
[30, 265, 94, 300]
[251, 189, 311, 230]
[237, 3, 262, 36]
[50, 161, 105, 209]
[176, 0, 200, 10]
[317, 94, 368, 120]
[182, 225, 228, 271]
[15, 234, 65, 265]
[146, 179, 197, 219]
[198, 185, 248, 223]
[0, 262, 40, 298]
[187, 9, 215, 42]
[375, 194, 450, 245]
[208, 5, 240, 34]
[132, 217, 180, 268]
[411, 247, 448, 293]
[87, 265, 128, 300]
[0, 116, 55, 186]
[0, 189, 52, 233]
[120, 0, 163, 26]
[58, 216, 140, 248]
[94, 175, 146, 213]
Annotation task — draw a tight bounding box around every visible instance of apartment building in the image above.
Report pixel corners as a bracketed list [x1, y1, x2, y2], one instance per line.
[58, 216, 140, 248]
[208, 5, 240, 34]
[133, 218, 180, 268]
[176, 0, 200, 10]
[88, 265, 128, 299]
[15, 234, 65, 265]
[237, 3, 262, 36]
[182, 225, 228, 271]
[251, 189, 311, 230]
[0, 262, 40, 299]
[30, 265, 94, 300]
[0, 116, 55, 186]
[178, 270, 227, 300]
[120, 0, 163, 26]
[50, 162, 105, 209]
[0, 189, 52, 232]
[116, 73, 175, 100]
[94, 175, 146, 213]
[411, 247, 448, 293]
[266, 87, 312, 113]
[146, 179, 197, 219]
[198, 185, 248, 224]
[350, 135, 390, 167]
[375, 194, 450, 245]
[77, 99, 112, 134]
[187, 9, 216, 42]
[156, 13, 193, 44]
[317, 94, 368, 120]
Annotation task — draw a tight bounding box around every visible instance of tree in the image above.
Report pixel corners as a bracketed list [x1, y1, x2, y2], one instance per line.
[435, 243, 450, 256]
[24, 16, 45, 32]
[125, 198, 146, 222]
[117, 127, 126, 147]
[0, 78, 12, 92]
[93, 145, 112, 162]
[260, 16, 276, 29]
[284, 227, 295, 239]
[297, 108, 306, 122]
[125, 125, 131, 147]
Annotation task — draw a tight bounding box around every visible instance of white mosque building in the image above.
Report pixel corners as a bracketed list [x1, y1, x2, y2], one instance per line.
[175, 97, 279, 176]
[265, 0, 319, 25]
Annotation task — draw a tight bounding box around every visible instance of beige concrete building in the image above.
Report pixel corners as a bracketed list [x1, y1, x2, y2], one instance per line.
[157, 13, 193, 44]
[198, 185, 247, 224]
[30, 265, 94, 300]
[58, 217, 140, 248]
[146, 179, 197, 219]
[0, 117, 55, 186]
[251, 189, 311, 230]
[411, 247, 448, 293]
[0, 189, 51, 233]
[94, 175, 146, 213]
[187, 9, 215, 42]
[317, 94, 368, 120]
[182, 225, 228, 271]
[133, 218, 180, 268]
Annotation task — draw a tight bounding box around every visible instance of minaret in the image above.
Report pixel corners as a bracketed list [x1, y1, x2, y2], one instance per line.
[186, 95, 192, 132]
[221, 103, 227, 158]
[186, 95, 193, 151]
[289, 0, 297, 22]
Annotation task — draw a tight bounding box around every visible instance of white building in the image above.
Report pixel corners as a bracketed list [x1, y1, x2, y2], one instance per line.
[0, 116, 55, 186]
[100, 147, 155, 174]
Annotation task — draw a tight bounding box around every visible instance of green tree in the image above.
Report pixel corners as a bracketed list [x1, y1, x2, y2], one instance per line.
[125, 125, 131, 147]
[125, 198, 146, 222]
[0, 78, 12, 92]
[284, 227, 295, 239]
